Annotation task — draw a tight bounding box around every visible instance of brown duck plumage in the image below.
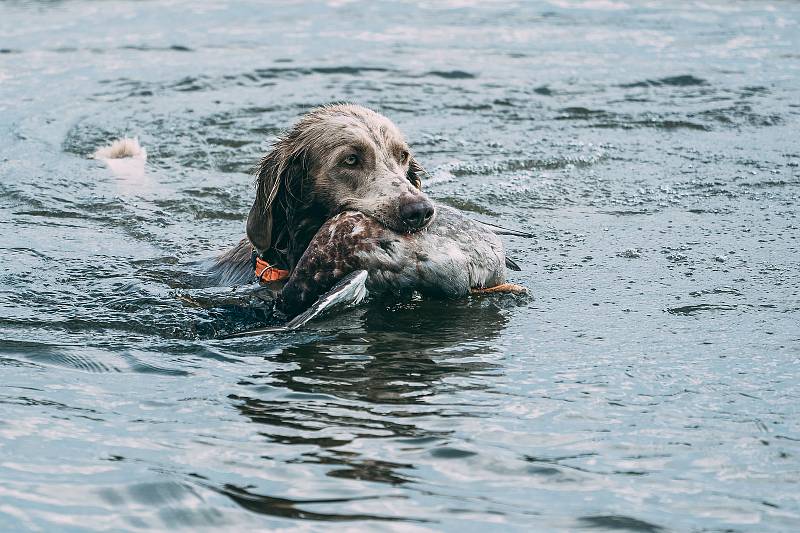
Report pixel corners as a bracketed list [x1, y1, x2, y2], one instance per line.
[278, 204, 512, 317]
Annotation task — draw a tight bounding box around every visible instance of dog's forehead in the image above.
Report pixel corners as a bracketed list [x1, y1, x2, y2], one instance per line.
[339, 113, 402, 144]
[304, 107, 405, 149]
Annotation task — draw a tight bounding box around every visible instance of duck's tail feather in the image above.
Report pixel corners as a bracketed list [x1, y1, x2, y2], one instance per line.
[477, 220, 534, 238]
[505, 256, 522, 271]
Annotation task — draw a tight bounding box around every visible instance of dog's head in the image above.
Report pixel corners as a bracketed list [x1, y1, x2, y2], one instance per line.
[247, 104, 434, 270]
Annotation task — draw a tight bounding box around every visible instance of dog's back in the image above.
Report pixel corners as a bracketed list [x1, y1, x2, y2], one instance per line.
[207, 238, 255, 287]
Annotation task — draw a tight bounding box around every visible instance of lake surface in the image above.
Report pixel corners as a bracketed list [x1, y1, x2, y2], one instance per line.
[1, 1, 799, 531]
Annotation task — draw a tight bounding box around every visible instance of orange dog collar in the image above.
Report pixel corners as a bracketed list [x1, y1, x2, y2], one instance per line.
[252, 250, 290, 283]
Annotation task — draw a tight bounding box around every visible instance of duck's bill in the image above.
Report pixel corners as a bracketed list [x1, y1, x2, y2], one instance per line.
[220, 270, 369, 338]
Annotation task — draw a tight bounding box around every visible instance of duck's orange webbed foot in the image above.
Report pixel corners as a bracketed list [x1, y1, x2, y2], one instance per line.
[471, 283, 528, 295]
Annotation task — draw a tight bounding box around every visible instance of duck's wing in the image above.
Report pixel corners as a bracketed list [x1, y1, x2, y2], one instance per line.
[282, 270, 369, 330]
[220, 270, 369, 338]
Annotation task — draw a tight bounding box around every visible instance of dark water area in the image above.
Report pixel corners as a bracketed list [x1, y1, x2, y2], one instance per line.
[1, 1, 799, 531]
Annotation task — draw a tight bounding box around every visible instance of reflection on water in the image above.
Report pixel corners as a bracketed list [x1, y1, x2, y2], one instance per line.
[234, 299, 507, 473]
[266, 299, 508, 402]
[1, 0, 800, 530]
[222, 299, 509, 520]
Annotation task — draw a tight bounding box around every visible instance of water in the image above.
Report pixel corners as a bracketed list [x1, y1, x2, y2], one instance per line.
[1, 1, 799, 530]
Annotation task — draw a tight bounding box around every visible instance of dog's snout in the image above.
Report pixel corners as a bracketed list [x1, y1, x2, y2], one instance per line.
[399, 199, 435, 230]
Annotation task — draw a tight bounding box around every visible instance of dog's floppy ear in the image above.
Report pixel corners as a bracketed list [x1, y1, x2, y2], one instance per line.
[407, 157, 426, 189]
[246, 149, 282, 254]
[247, 144, 309, 256]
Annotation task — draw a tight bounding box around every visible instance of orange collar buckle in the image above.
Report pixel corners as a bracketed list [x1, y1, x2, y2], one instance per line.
[252, 250, 290, 283]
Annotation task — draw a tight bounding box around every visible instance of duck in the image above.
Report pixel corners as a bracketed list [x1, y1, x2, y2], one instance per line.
[225, 204, 526, 336]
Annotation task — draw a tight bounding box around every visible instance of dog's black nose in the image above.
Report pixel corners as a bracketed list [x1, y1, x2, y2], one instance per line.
[399, 200, 435, 230]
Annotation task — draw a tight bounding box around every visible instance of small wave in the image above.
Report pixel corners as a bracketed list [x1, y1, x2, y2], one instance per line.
[447, 103, 493, 111]
[123, 356, 189, 376]
[204, 482, 416, 523]
[171, 75, 211, 92]
[596, 119, 709, 131]
[311, 66, 389, 75]
[557, 106, 609, 119]
[556, 108, 710, 131]
[251, 65, 392, 80]
[1, 340, 122, 373]
[120, 44, 193, 52]
[447, 152, 606, 176]
[665, 303, 738, 315]
[738, 179, 800, 189]
[620, 74, 707, 88]
[424, 70, 476, 79]
[578, 514, 665, 532]
[693, 105, 782, 127]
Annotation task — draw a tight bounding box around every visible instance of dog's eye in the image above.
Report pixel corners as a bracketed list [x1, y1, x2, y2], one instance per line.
[342, 154, 359, 166]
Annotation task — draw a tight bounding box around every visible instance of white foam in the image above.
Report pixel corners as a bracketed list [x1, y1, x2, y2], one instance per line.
[93, 137, 147, 161]
[93, 137, 151, 192]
